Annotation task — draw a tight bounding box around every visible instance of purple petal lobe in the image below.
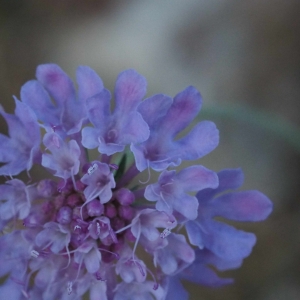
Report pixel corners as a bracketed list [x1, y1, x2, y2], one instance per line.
[145, 166, 217, 220]
[0, 100, 40, 175]
[81, 127, 101, 149]
[196, 168, 244, 201]
[114, 69, 147, 113]
[42, 133, 80, 180]
[201, 220, 257, 260]
[160, 86, 202, 136]
[180, 249, 234, 287]
[76, 65, 104, 102]
[81, 162, 115, 203]
[211, 190, 273, 221]
[137, 94, 173, 128]
[133, 86, 218, 172]
[118, 111, 150, 144]
[176, 120, 219, 161]
[85, 89, 111, 128]
[36, 64, 76, 108]
[165, 277, 189, 300]
[21, 80, 59, 126]
[176, 165, 219, 191]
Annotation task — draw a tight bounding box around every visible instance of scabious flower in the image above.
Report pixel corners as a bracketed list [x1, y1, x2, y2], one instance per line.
[0, 64, 272, 300]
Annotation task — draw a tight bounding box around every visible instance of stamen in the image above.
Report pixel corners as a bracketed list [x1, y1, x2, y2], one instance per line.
[129, 258, 145, 277]
[30, 250, 39, 258]
[62, 245, 72, 270]
[109, 228, 118, 244]
[71, 173, 77, 191]
[98, 248, 120, 260]
[109, 163, 118, 170]
[115, 222, 133, 234]
[159, 192, 171, 210]
[139, 161, 151, 184]
[144, 267, 159, 290]
[67, 281, 73, 295]
[149, 186, 171, 211]
[21, 290, 30, 299]
[162, 211, 176, 225]
[160, 228, 171, 239]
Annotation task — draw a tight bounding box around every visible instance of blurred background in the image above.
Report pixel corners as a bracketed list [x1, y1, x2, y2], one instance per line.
[1, 0, 300, 299]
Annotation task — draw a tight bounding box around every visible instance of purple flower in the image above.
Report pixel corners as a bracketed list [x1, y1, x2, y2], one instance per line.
[21, 64, 104, 136]
[42, 132, 81, 182]
[81, 161, 116, 203]
[131, 87, 219, 171]
[185, 169, 273, 261]
[82, 69, 150, 156]
[0, 179, 33, 221]
[0, 100, 40, 176]
[0, 64, 272, 299]
[144, 166, 218, 220]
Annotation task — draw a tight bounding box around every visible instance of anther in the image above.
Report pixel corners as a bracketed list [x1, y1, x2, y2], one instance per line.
[160, 228, 171, 239]
[74, 225, 81, 232]
[67, 281, 73, 295]
[30, 250, 40, 258]
[87, 164, 98, 175]
[96, 222, 101, 236]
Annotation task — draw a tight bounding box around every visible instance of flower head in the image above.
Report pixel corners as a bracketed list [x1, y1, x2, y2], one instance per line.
[0, 64, 272, 299]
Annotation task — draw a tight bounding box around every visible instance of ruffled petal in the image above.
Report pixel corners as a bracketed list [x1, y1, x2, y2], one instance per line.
[0, 100, 40, 175]
[42, 133, 80, 179]
[114, 69, 147, 113]
[211, 190, 273, 221]
[171, 193, 199, 220]
[176, 165, 219, 191]
[165, 277, 189, 300]
[36, 64, 76, 108]
[159, 86, 202, 136]
[175, 120, 219, 161]
[196, 168, 244, 202]
[137, 94, 173, 128]
[21, 80, 59, 126]
[81, 127, 101, 149]
[154, 234, 195, 275]
[132, 86, 217, 172]
[201, 219, 257, 260]
[90, 281, 107, 300]
[76, 65, 104, 102]
[36, 64, 87, 134]
[118, 111, 150, 145]
[180, 250, 234, 287]
[84, 248, 101, 273]
[85, 89, 111, 128]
